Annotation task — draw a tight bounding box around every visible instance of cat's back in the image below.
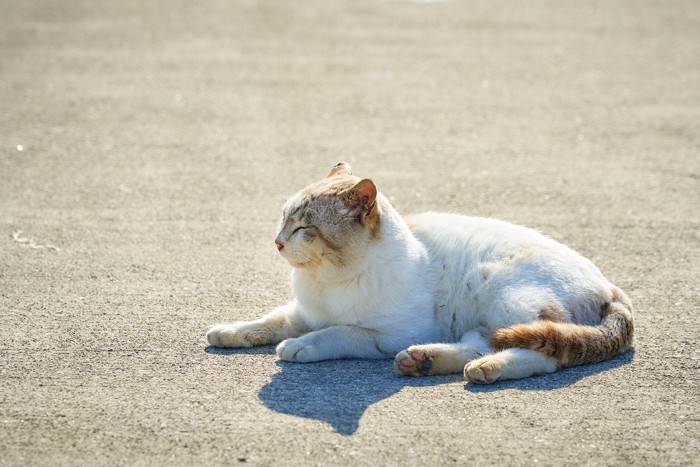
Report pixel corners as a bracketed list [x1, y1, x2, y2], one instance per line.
[404, 211, 609, 295]
[405, 212, 556, 259]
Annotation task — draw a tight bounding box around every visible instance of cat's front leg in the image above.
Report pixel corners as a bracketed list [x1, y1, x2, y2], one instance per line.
[206, 302, 306, 348]
[276, 325, 390, 362]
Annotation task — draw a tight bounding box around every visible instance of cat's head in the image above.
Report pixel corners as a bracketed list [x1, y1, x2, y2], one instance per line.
[275, 162, 382, 274]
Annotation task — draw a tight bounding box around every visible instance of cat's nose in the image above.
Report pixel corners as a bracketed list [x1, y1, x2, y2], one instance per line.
[275, 240, 284, 251]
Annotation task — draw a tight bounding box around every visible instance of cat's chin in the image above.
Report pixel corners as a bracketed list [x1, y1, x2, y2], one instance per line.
[287, 258, 318, 269]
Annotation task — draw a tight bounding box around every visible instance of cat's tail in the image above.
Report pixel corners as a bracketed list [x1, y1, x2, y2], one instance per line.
[490, 287, 634, 368]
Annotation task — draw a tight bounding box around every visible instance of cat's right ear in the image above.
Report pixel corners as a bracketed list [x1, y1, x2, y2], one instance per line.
[344, 178, 377, 215]
[327, 162, 352, 178]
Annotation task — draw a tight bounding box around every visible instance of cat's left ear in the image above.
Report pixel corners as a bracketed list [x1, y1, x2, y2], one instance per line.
[327, 162, 352, 178]
[345, 179, 377, 215]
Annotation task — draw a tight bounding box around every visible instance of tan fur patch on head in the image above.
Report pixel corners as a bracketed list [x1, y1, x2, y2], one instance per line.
[279, 170, 383, 270]
[365, 199, 382, 239]
[282, 175, 357, 224]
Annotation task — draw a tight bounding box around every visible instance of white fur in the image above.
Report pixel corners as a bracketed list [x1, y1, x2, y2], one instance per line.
[285, 194, 440, 355]
[208, 186, 616, 382]
[284, 202, 611, 354]
[465, 348, 559, 384]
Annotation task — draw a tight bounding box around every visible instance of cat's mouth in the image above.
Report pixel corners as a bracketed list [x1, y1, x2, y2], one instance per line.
[278, 247, 320, 269]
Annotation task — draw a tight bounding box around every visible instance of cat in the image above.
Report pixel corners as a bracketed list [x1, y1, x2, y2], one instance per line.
[206, 162, 633, 384]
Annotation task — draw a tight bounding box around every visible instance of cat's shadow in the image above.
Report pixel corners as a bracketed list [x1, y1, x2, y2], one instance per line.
[206, 347, 634, 435]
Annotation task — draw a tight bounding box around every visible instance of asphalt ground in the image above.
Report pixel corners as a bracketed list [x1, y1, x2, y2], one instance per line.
[1, 0, 699, 465]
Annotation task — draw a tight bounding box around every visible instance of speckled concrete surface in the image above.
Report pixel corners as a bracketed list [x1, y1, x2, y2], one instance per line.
[1, 0, 698, 465]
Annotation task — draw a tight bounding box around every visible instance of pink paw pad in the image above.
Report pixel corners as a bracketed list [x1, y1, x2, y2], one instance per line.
[400, 351, 433, 376]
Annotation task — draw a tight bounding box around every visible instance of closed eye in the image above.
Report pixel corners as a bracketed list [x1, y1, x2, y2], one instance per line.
[292, 225, 316, 237]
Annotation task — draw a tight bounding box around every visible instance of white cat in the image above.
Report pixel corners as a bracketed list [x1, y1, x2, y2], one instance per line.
[207, 163, 633, 384]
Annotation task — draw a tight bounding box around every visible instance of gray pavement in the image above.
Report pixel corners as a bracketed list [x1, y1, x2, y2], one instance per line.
[1, 0, 699, 465]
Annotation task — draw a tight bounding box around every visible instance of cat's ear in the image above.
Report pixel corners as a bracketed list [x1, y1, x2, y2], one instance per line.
[345, 179, 377, 215]
[327, 162, 352, 178]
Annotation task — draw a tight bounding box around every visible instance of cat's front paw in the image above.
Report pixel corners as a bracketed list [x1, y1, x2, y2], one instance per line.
[276, 337, 320, 362]
[464, 355, 504, 384]
[206, 322, 267, 348]
[394, 349, 435, 376]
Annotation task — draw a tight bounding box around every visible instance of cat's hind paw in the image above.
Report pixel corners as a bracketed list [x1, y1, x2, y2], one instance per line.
[464, 355, 504, 384]
[394, 349, 434, 376]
